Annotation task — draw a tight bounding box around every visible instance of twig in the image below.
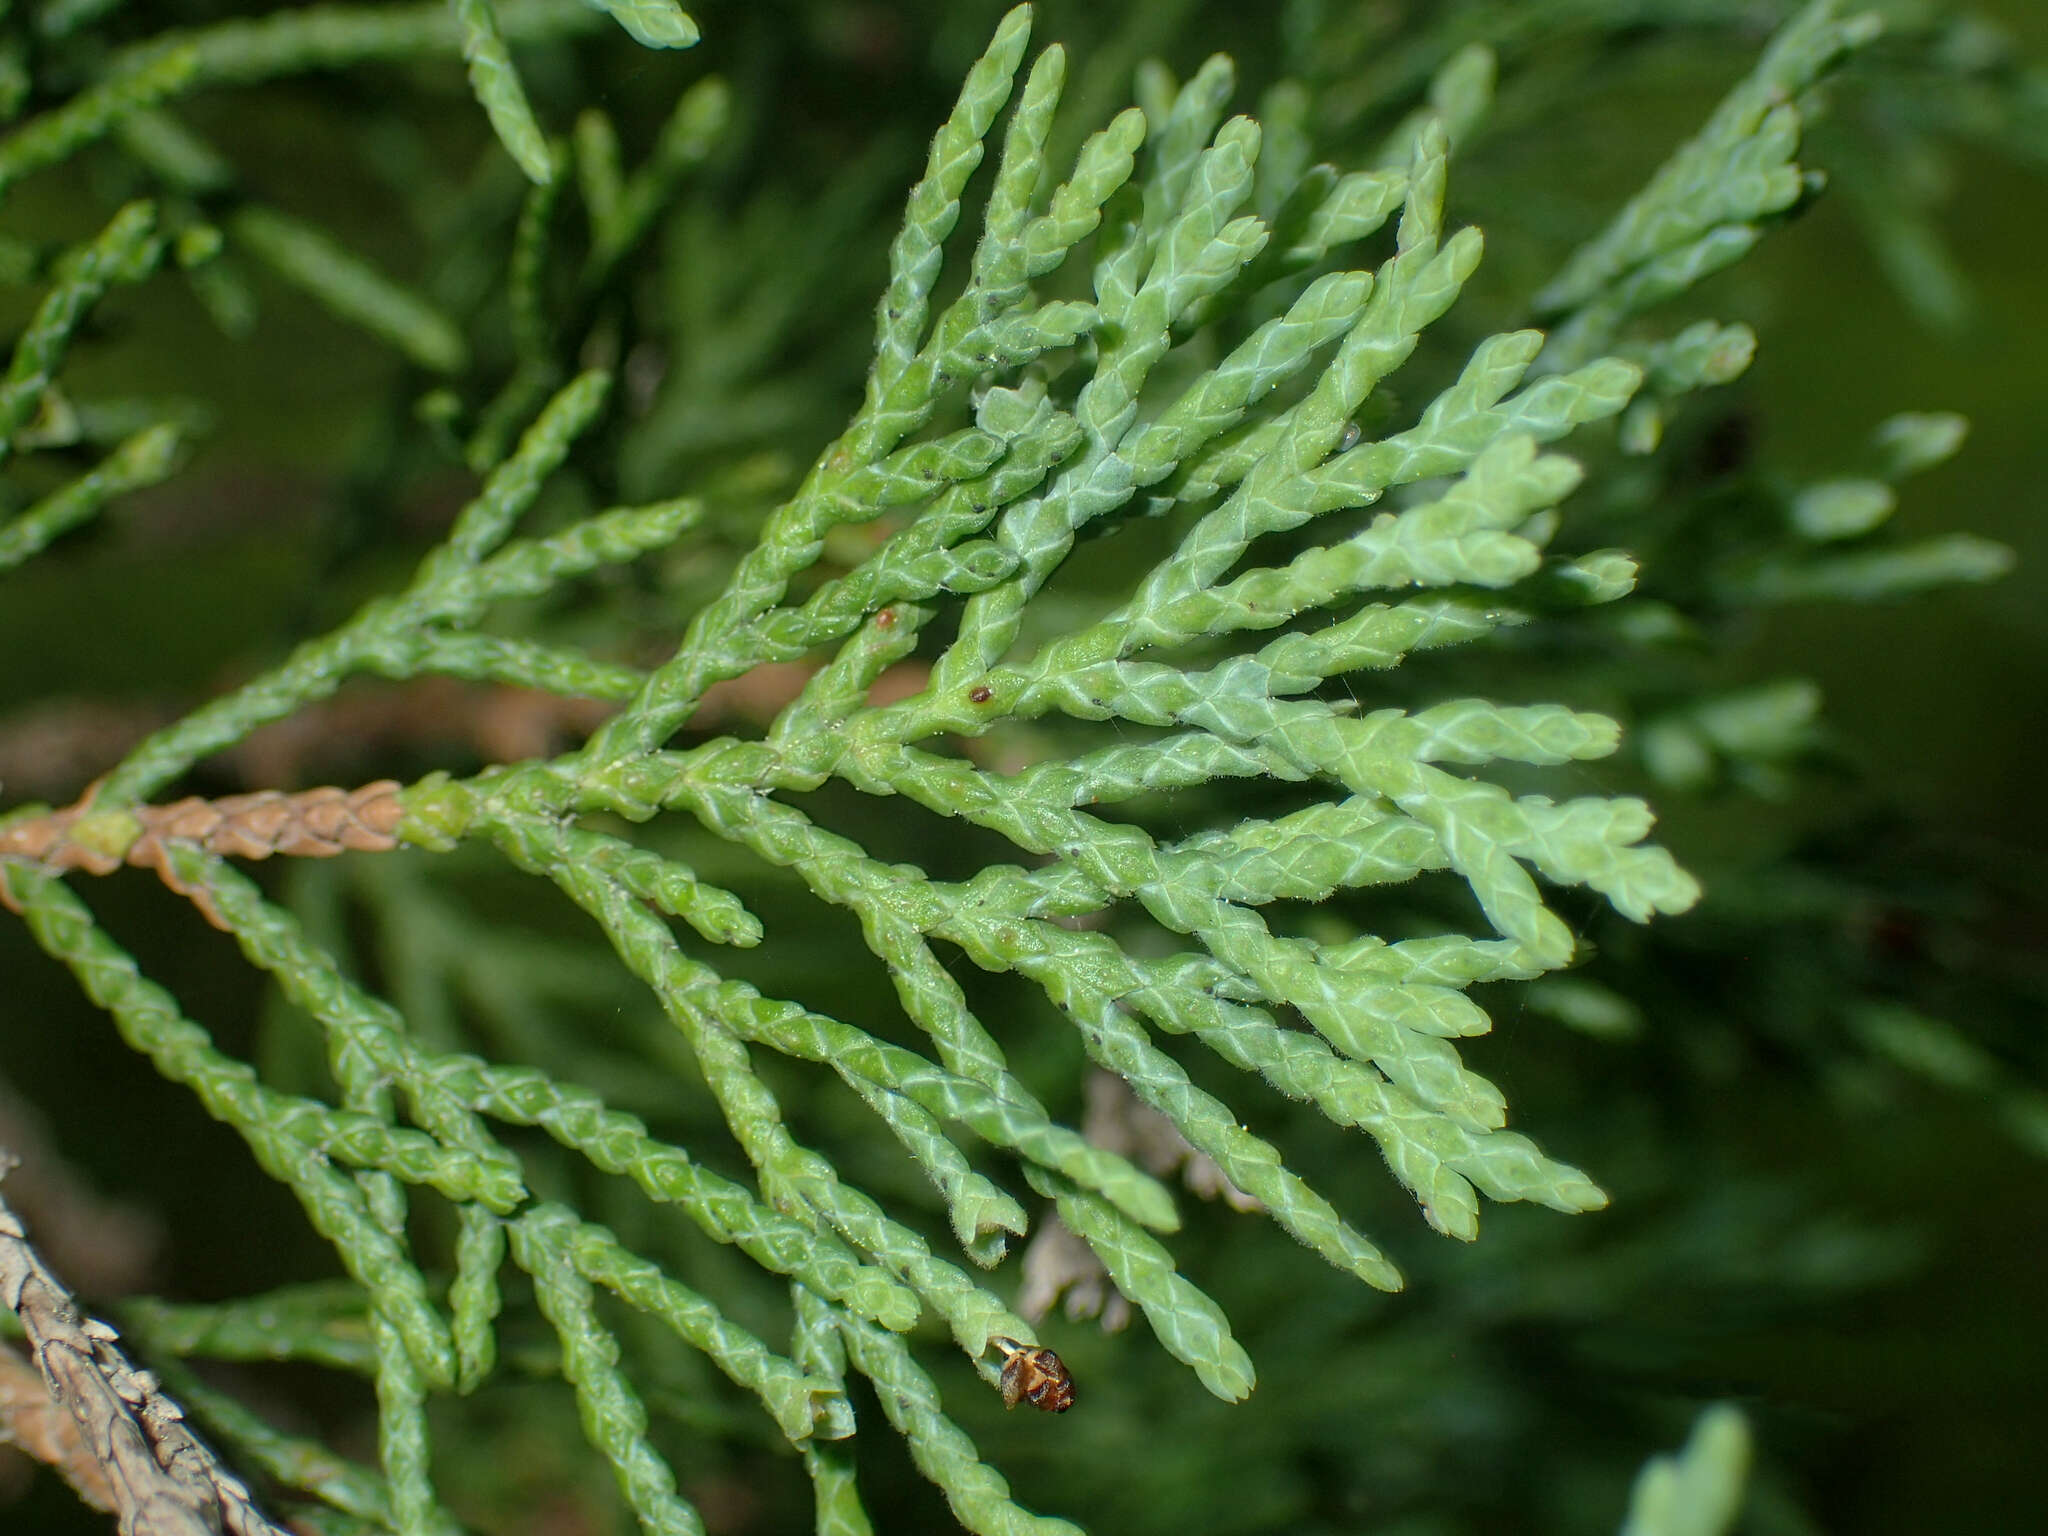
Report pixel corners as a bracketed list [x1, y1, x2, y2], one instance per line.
[0, 779, 402, 927]
[0, 1152, 289, 1536]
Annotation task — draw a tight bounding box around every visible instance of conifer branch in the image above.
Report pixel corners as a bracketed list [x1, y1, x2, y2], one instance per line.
[1, 1, 2029, 1530]
[0, 1166, 291, 1536]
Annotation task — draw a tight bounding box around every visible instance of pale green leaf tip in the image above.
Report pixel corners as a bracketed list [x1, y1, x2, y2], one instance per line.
[1872, 410, 1967, 477]
[1618, 1406, 1751, 1536]
[993, 3, 1034, 53]
[1201, 1347, 1257, 1403]
[598, 0, 701, 49]
[1568, 1177, 1610, 1212]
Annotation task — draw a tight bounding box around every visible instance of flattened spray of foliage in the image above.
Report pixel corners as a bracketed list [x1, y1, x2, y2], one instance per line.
[0, 1, 2025, 1532]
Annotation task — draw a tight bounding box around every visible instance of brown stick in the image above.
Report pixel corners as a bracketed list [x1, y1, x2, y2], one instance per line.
[0, 1153, 290, 1536]
[0, 779, 402, 927]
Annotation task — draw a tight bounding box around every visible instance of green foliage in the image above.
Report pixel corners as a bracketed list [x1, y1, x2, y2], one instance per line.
[1617, 1407, 1750, 1536]
[0, 2, 2039, 1534]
